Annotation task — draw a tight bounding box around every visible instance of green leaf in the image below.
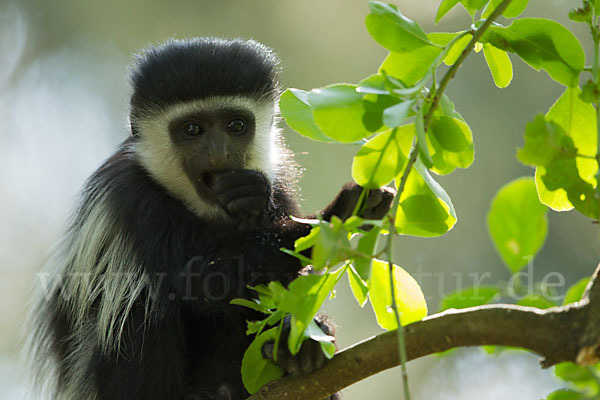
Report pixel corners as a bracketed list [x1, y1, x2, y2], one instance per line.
[353, 226, 382, 280]
[460, 0, 489, 15]
[368, 259, 427, 330]
[487, 177, 548, 273]
[427, 114, 474, 175]
[308, 85, 372, 143]
[311, 220, 352, 270]
[483, 43, 513, 88]
[555, 362, 597, 383]
[443, 34, 473, 66]
[546, 389, 585, 400]
[436, 0, 461, 23]
[366, 1, 435, 52]
[517, 115, 571, 167]
[383, 100, 414, 128]
[563, 278, 590, 305]
[294, 226, 320, 253]
[230, 298, 265, 313]
[535, 87, 598, 212]
[430, 115, 471, 152]
[241, 327, 285, 394]
[416, 108, 434, 168]
[278, 272, 341, 354]
[482, 0, 528, 19]
[395, 160, 457, 237]
[306, 320, 336, 359]
[517, 294, 556, 309]
[482, 19, 585, 87]
[352, 128, 411, 189]
[440, 286, 500, 311]
[280, 89, 336, 143]
[348, 263, 369, 307]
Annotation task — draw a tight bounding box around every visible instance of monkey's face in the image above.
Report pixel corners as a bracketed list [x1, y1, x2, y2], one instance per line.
[168, 107, 256, 204]
[135, 96, 277, 218]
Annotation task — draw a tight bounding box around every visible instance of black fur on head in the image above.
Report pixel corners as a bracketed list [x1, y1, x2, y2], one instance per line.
[129, 37, 281, 123]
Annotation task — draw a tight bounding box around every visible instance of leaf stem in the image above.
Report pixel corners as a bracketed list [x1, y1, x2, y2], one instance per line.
[424, 0, 514, 128]
[379, 1, 515, 397]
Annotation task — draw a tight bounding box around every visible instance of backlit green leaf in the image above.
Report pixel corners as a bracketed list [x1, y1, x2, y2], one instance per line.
[436, 0, 461, 23]
[308, 85, 371, 143]
[395, 161, 457, 237]
[348, 264, 369, 307]
[368, 259, 427, 330]
[278, 272, 341, 355]
[280, 89, 337, 143]
[483, 43, 513, 88]
[241, 327, 285, 394]
[482, 0, 528, 19]
[440, 286, 500, 311]
[517, 294, 556, 309]
[427, 114, 474, 175]
[352, 127, 411, 189]
[536, 87, 598, 212]
[563, 278, 590, 305]
[487, 177, 548, 273]
[366, 1, 435, 52]
[482, 19, 585, 87]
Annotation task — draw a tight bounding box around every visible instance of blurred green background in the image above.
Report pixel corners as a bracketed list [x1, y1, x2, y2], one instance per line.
[0, 0, 598, 398]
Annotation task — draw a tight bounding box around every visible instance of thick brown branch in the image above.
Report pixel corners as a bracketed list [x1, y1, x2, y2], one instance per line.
[248, 263, 600, 400]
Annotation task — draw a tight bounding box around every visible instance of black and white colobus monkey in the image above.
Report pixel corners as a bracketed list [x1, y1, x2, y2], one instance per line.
[28, 37, 393, 400]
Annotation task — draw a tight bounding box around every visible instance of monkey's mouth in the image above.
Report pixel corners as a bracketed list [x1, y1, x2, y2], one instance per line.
[200, 172, 215, 189]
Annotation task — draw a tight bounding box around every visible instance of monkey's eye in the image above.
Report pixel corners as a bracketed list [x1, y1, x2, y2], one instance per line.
[227, 118, 246, 135]
[184, 122, 203, 137]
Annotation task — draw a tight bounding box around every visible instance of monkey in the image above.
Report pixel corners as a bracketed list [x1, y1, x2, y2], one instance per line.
[26, 37, 394, 400]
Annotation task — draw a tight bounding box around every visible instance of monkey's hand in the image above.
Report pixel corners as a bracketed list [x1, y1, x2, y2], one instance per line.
[322, 183, 395, 222]
[211, 170, 271, 225]
[261, 314, 335, 377]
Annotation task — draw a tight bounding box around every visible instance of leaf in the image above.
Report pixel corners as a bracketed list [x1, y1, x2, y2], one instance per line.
[308, 85, 372, 143]
[278, 272, 341, 354]
[555, 362, 596, 383]
[348, 264, 369, 307]
[460, 0, 489, 15]
[545, 389, 585, 400]
[352, 128, 410, 189]
[535, 87, 598, 212]
[483, 43, 513, 88]
[436, 0, 461, 23]
[230, 298, 265, 313]
[427, 114, 474, 175]
[482, 0, 528, 19]
[366, 1, 435, 52]
[279, 89, 336, 143]
[416, 107, 434, 168]
[241, 327, 285, 394]
[517, 115, 570, 167]
[353, 226, 382, 280]
[395, 160, 457, 237]
[294, 226, 320, 253]
[311, 220, 352, 270]
[306, 320, 336, 359]
[440, 286, 500, 311]
[383, 100, 415, 128]
[368, 259, 427, 330]
[516, 294, 556, 309]
[487, 177, 548, 273]
[443, 33, 473, 66]
[563, 278, 590, 305]
[482, 19, 585, 87]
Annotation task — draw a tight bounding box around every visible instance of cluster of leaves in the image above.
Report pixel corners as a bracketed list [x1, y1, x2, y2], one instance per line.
[234, 0, 600, 395]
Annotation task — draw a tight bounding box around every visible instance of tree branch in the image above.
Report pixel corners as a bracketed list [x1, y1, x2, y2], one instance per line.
[248, 263, 600, 400]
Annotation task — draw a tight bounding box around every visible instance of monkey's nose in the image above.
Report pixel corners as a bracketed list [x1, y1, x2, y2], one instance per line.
[208, 152, 229, 168]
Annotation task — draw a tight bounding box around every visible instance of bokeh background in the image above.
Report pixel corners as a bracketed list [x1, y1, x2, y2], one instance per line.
[1, 0, 598, 399]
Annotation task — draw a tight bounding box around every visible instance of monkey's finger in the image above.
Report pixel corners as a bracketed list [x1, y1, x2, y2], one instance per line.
[213, 184, 269, 205]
